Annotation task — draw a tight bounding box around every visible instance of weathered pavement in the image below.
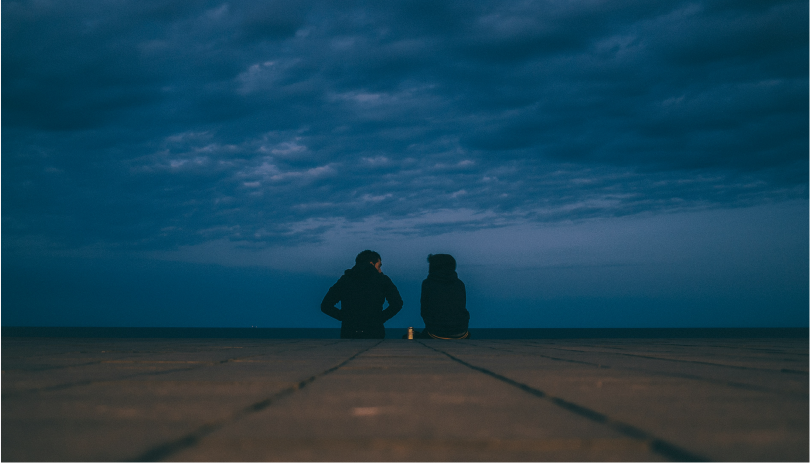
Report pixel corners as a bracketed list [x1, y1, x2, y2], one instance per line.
[2, 337, 807, 461]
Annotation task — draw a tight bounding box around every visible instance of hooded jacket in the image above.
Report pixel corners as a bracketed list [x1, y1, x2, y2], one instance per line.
[321, 262, 403, 338]
[420, 268, 469, 335]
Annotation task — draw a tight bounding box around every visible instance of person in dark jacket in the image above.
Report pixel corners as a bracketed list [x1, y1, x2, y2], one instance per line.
[321, 250, 404, 339]
[419, 253, 470, 339]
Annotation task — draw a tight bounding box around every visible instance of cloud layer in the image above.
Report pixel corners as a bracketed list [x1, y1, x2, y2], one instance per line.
[3, 0, 807, 251]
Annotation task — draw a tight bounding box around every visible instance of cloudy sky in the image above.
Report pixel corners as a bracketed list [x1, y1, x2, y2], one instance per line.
[3, 0, 807, 328]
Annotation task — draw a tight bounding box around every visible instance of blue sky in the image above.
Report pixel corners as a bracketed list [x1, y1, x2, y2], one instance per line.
[3, 0, 808, 328]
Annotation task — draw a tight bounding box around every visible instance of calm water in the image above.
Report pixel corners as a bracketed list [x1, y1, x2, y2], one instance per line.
[2, 327, 807, 339]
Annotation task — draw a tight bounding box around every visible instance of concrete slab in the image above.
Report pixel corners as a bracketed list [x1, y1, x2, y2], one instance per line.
[2, 337, 807, 461]
[432, 339, 808, 461]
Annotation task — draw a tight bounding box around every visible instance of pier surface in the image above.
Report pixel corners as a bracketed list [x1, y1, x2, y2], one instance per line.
[2, 336, 807, 461]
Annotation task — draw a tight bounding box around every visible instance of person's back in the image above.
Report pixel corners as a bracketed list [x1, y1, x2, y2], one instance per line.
[420, 254, 470, 339]
[321, 250, 403, 339]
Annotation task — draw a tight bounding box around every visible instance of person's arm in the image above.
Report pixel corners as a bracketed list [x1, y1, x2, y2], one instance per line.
[381, 277, 404, 322]
[420, 280, 429, 323]
[461, 280, 469, 321]
[320, 279, 343, 321]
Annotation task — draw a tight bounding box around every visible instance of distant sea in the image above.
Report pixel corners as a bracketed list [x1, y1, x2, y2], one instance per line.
[2, 327, 807, 339]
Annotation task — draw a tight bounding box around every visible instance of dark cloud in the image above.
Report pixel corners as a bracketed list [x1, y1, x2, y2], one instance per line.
[3, 0, 807, 251]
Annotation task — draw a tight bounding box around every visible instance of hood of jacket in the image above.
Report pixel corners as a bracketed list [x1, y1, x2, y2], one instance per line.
[427, 268, 458, 282]
[345, 262, 380, 277]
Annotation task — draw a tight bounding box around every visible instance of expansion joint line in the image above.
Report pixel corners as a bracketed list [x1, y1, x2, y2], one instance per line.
[522, 341, 805, 397]
[131, 340, 383, 462]
[5, 344, 326, 399]
[3, 365, 203, 400]
[540, 343, 791, 373]
[419, 342, 708, 462]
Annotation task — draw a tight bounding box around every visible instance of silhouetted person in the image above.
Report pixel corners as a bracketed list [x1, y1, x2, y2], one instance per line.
[419, 254, 470, 339]
[321, 250, 404, 339]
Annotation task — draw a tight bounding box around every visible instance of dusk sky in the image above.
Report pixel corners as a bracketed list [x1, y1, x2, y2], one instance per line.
[3, 0, 808, 329]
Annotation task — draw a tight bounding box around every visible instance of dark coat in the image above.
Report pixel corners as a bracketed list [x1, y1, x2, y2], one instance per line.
[321, 263, 403, 338]
[420, 269, 469, 336]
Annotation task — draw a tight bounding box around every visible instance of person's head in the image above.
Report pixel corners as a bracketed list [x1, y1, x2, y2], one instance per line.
[355, 250, 382, 272]
[427, 253, 456, 273]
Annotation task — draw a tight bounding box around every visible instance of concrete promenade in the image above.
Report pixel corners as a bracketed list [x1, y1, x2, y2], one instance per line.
[2, 336, 807, 461]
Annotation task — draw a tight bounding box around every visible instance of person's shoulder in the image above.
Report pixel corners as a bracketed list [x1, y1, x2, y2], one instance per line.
[334, 269, 354, 282]
[377, 272, 399, 286]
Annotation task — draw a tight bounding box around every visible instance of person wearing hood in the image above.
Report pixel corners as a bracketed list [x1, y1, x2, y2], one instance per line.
[419, 253, 470, 339]
[321, 250, 404, 339]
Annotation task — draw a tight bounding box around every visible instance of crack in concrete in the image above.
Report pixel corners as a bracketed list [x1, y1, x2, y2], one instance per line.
[534, 343, 806, 374]
[130, 340, 383, 462]
[460, 341, 807, 398]
[420, 341, 708, 462]
[2, 340, 344, 399]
